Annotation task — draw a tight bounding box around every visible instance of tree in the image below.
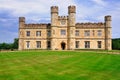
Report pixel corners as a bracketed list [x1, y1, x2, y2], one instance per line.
[12, 38, 18, 49]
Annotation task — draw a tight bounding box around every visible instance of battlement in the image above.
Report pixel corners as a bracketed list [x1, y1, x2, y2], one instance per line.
[24, 23, 48, 28]
[19, 17, 25, 22]
[105, 15, 111, 21]
[51, 6, 58, 13]
[68, 5, 76, 13]
[58, 16, 68, 20]
[76, 22, 104, 28]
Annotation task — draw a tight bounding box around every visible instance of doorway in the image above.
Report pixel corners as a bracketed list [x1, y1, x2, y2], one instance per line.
[61, 42, 66, 50]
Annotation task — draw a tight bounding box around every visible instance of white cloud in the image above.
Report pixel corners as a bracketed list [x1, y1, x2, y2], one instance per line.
[91, 0, 107, 6]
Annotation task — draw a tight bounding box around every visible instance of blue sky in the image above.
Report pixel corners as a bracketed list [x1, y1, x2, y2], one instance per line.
[0, 0, 120, 43]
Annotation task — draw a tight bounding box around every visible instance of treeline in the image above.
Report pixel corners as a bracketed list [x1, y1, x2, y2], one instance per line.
[112, 38, 120, 50]
[0, 38, 18, 50]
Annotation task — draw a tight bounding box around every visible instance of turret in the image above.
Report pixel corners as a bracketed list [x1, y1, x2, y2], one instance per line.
[51, 6, 58, 26]
[68, 5, 76, 26]
[104, 15, 112, 50]
[67, 5, 76, 50]
[19, 17, 25, 28]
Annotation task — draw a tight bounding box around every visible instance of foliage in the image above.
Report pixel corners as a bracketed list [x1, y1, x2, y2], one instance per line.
[0, 38, 18, 50]
[0, 51, 120, 80]
[112, 38, 120, 50]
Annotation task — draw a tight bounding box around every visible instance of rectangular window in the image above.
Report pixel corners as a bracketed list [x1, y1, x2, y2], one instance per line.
[85, 41, 90, 48]
[97, 30, 102, 36]
[47, 41, 51, 49]
[47, 30, 51, 37]
[84, 30, 90, 37]
[75, 41, 79, 48]
[75, 30, 79, 36]
[61, 30, 66, 35]
[26, 41, 30, 48]
[98, 41, 102, 48]
[36, 31, 41, 36]
[36, 41, 41, 48]
[26, 31, 30, 36]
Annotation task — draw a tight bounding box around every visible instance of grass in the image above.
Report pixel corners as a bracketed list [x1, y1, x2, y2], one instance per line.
[0, 50, 120, 80]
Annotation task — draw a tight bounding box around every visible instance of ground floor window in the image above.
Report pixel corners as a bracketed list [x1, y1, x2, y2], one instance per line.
[26, 41, 30, 48]
[47, 41, 51, 49]
[97, 41, 102, 48]
[36, 41, 41, 48]
[85, 41, 90, 48]
[75, 41, 79, 48]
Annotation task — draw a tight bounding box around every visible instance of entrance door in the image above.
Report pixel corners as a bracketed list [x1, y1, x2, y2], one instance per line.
[61, 42, 66, 50]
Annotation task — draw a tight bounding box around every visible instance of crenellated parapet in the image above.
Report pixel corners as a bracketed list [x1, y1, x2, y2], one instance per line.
[68, 5, 76, 13]
[22, 23, 49, 29]
[51, 6, 58, 13]
[58, 16, 68, 20]
[76, 22, 104, 28]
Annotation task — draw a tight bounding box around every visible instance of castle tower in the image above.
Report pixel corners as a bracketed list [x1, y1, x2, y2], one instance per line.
[105, 15, 112, 50]
[67, 5, 76, 49]
[51, 6, 58, 50]
[18, 17, 25, 50]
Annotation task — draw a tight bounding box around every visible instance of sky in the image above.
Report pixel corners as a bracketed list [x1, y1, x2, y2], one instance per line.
[0, 0, 120, 43]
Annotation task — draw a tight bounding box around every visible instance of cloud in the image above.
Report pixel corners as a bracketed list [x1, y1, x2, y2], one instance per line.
[0, 0, 120, 43]
[91, 0, 107, 6]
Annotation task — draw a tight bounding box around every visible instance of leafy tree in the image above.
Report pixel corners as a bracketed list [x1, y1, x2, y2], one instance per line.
[112, 38, 120, 50]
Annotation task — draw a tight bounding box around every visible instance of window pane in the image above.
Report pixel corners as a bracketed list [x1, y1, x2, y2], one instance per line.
[75, 41, 79, 48]
[98, 41, 102, 48]
[26, 41, 30, 48]
[85, 41, 90, 48]
[47, 30, 51, 37]
[36, 41, 41, 48]
[36, 31, 41, 36]
[75, 30, 79, 36]
[26, 31, 30, 36]
[61, 30, 66, 35]
[84, 30, 90, 37]
[98, 30, 102, 36]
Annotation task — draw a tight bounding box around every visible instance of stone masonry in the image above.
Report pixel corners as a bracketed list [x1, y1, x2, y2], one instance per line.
[18, 5, 112, 50]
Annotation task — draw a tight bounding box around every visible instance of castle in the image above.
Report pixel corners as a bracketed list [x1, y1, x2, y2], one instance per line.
[18, 5, 112, 50]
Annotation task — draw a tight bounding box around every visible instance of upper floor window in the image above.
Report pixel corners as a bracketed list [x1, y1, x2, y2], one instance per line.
[97, 41, 102, 48]
[47, 30, 51, 37]
[26, 31, 30, 36]
[61, 30, 66, 35]
[84, 30, 90, 37]
[75, 30, 79, 36]
[36, 41, 41, 48]
[85, 41, 90, 48]
[75, 41, 79, 48]
[97, 30, 102, 36]
[36, 31, 41, 36]
[26, 41, 30, 48]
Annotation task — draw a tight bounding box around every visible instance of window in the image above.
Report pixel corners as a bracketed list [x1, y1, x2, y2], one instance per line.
[36, 31, 41, 36]
[97, 41, 102, 48]
[61, 30, 66, 35]
[97, 30, 102, 36]
[26, 31, 30, 36]
[75, 30, 79, 36]
[75, 41, 79, 48]
[47, 30, 51, 37]
[26, 41, 30, 48]
[47, 41, 51, 49]
[36, 41, 41, 48]
[92, 30, 95, 36]
[85, 41, 90, 48]
[84, 30, 90, 37]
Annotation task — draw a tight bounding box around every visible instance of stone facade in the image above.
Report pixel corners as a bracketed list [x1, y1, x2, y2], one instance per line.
[18, 5, 112, 50]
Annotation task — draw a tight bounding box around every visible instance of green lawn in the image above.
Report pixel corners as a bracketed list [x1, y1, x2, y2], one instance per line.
[0, 50, 120, 80]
